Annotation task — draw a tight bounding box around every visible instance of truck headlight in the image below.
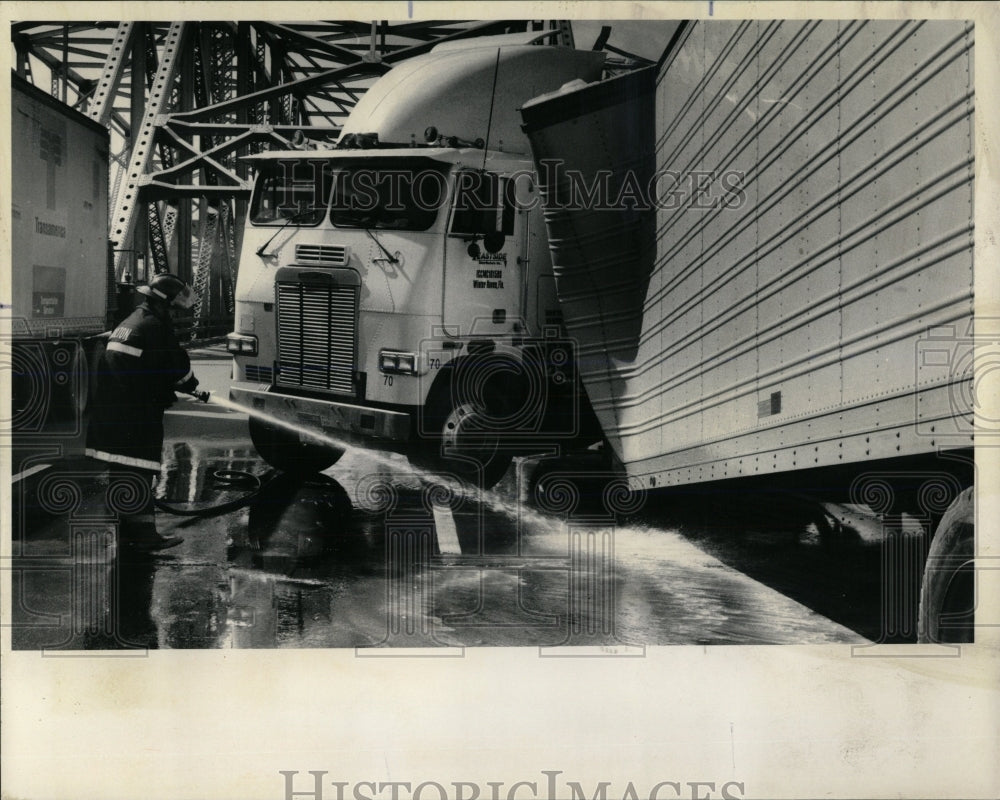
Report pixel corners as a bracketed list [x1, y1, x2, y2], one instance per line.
[379, 349, 418, 375]
[226, 333, 259, 356]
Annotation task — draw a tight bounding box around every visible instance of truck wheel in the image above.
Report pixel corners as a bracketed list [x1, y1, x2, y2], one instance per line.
[417, 356, 526, 489]
[434, 400, 513, 489]
[248, 416, 343, 475]
[918, 486, 974, 643]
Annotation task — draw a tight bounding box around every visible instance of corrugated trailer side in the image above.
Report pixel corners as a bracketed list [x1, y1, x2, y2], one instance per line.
[523, 20, 977, 642]
[528, 20, 975, 490]
[634, 18, 975, 487]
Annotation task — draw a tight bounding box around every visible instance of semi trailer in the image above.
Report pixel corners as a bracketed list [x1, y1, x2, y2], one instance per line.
[8, 73, 114, 431]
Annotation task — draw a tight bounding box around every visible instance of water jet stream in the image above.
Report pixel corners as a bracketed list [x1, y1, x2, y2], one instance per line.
[199, 393, 619, 531]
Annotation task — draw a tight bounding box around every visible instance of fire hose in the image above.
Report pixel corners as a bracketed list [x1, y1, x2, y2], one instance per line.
[153, 390, 278, 517]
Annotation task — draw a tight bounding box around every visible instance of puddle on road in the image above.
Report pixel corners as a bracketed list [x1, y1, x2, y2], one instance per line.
[13, 436, 901, 650]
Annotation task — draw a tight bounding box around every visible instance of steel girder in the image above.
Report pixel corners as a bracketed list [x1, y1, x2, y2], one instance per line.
[108, 22, 187, 277]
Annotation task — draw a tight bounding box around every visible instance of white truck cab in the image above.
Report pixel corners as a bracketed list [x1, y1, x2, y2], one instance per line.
[228, 40, 605, 485]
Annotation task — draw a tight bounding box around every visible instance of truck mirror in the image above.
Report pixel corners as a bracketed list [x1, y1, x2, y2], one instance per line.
[483, 232, 506, 254]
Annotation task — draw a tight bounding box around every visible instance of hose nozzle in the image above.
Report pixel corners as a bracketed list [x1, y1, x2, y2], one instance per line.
[188, 389, 210, 403]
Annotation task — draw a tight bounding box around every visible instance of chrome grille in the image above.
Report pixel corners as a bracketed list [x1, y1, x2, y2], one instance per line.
[295, 243, 349, 266]
[244, 363, 273, 383]
[276, 281, 358, 395]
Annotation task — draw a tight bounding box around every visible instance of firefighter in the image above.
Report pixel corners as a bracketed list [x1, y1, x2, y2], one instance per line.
[85, 273, 201, 551]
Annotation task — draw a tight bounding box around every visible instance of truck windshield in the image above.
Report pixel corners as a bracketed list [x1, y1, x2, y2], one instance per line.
[250, 159, 331, 226]
[330, 158, 449, 232]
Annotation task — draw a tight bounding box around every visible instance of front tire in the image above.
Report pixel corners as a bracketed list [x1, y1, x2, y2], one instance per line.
[429, 400, 513, 489]
[415, 355, 530, 489]
[248, 416, 343, 475]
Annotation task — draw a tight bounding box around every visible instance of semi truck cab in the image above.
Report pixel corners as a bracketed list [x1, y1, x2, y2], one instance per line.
[228, 40, 605, 485]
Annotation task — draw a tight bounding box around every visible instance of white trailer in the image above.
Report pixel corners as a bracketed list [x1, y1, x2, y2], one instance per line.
[520, 19, 976, 641]
[9, 74, 113, 428]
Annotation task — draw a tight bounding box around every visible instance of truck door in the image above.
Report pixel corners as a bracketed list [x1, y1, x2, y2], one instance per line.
[443, 170, 523, 336]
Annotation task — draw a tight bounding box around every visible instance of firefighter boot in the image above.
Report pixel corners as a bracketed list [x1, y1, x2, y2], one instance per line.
[106, 466, 184, 552]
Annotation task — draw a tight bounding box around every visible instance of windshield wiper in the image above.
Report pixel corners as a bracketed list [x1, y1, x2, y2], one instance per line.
[256, 209, 317, 257]
[365, 227, 399, 265]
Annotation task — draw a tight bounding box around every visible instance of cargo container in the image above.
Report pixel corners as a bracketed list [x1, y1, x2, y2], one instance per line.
[9, 73, 113, 428]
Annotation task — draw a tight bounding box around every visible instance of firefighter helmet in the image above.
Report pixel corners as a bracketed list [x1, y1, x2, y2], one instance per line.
[137, 273, 197, 309]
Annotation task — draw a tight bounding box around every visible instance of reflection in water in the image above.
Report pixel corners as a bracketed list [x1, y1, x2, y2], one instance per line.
[11, 529, 161, 651]
[159, 442, 261, 505]
[213, 465, 871, 647]
[238, 472, 355, 567]
[223, 472, 373, 647]
[107, 555, 159, 649]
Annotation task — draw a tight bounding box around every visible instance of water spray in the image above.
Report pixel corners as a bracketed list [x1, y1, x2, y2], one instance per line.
[187, 391, 511, 509]
[178, 390, 604, 531]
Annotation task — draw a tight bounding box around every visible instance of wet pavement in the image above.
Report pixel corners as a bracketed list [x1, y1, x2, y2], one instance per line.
[10, 348, 923, 651]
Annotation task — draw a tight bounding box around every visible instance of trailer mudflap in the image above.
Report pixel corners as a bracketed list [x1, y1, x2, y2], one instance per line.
[230, 382, 411, 444]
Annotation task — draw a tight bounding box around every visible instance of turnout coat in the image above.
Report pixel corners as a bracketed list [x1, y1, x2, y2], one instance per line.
[85, 302, 196, 472]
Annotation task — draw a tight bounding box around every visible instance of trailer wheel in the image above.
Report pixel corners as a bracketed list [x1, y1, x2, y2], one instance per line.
[918, 486, 974, 643]
[248, 416, 344, 475]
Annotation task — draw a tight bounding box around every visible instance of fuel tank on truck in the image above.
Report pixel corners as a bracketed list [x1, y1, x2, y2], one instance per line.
[520, 66, 658, 459]
[338, 40, 605, 154]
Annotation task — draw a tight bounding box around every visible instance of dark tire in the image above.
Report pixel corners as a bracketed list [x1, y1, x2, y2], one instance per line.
[415, 355, 531, 489]
[248, 416, 343, 475]
[918, 486, 974, 643]
[422, 400, 514, 489]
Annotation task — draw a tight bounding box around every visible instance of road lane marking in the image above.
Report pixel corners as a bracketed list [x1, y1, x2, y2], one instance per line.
[12, 463, 52, 483]
[431, 502, 462, 555]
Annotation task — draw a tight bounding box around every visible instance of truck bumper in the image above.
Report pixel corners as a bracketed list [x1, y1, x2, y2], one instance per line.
[229, 382, 412, 445]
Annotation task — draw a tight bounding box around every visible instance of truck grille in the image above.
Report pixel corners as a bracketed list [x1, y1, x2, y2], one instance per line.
[244, 363, 273, 383]
[275, 281, 358, 395]
[295, 244, 349, 266]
